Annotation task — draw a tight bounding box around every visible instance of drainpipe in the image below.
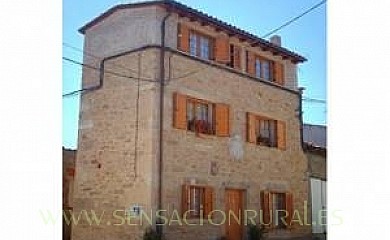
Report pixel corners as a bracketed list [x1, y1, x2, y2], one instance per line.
[156, 10, 171, 237]
[298, 87, 305, 151]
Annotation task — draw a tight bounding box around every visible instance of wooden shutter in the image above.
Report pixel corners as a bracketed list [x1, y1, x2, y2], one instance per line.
[274, 62, 285, 85]
[178, 23, 190, 52]
[247, 112, 256, 143]
[173, 92, 187, 130]
[215, 103, 230, 137]
[285, 192, 293, 228]
[277, 121, 287, 150]
[204, 187, 214, 219]
[260, 191, 271, 227]
[233, 46, 241, 70]
[215, 35, 230, 63]
[182, 184, 190, 216]
[247, 51, 256, 75]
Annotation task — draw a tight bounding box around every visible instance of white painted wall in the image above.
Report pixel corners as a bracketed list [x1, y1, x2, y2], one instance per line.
[311, 178, 327, 233]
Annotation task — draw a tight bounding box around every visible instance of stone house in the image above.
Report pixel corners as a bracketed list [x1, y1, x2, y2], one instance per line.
[72, 1, 311, 239]
[63, 147, 76, 240]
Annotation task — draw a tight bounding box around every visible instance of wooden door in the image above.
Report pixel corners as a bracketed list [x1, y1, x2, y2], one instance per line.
[225, 189, 243, 240]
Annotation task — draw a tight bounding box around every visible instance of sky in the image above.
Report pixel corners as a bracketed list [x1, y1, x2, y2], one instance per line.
[63, 0, 326, 149]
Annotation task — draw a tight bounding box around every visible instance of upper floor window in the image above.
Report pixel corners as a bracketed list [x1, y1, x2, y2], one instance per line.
[173, 93, 230, 137]
[229, 44, 242, 70]
[263, 61, 271, 81]
[190, 33, 197, 56]
[247, 112, 286, 150]
[255, 59, 262, 78]
[200, 36, 210, 59]
[255, 57, 272, 81]
[257, 118, 277, 147]
[189, 31, 213, 60]
[187, 98, 215, 135]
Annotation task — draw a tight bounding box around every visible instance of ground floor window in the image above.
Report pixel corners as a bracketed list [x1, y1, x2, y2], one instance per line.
[272, 193, 287, 228]
[182, 185, 213, 219]
[261, 191, 293, 229]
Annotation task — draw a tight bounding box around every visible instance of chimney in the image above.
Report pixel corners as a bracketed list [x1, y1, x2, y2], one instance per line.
[270, 35, 282, 46]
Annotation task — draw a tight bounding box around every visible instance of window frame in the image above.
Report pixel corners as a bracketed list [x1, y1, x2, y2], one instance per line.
[188, 30, 214, 60]
[186, 97, 216, 135]
[254, 56, 273, 81]
[261, 190, 292, 229]
[182, 185, 213, 220]
[270, 191, 288, 229]
[187, 185, 206, 219]
[254, 115, 278, 148]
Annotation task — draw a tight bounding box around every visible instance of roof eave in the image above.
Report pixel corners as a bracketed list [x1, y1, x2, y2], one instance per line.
[78, 0, 307, 63]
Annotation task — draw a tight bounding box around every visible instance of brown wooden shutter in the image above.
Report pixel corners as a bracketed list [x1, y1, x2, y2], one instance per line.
[215, 35, 230, 63]
[173, 92, 187, 130]
[204, 187, 214, 219]
[260, 191, 271, 227]
[182, 184, 190, 216]
[215, 103, 230, 137]
[178, 23, 190, 52]
[247, 51, 256, 75]
[234, 46, 241, 70]
[274, 62, 285, 85]
[285, 192, 293, 228]
[247, 112, 256, 143]
[277, 121, 287, 150]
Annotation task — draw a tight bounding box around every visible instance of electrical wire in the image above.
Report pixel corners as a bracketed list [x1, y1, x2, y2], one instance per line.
[63, 42, 154, 79]
[62, 56, 157, 97]
[302, 96, 326, 104]
[262, 0, 326, 38]
[63, 42, 209, 82]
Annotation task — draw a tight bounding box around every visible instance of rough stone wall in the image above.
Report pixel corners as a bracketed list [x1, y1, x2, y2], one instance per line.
[161, 53, 310, 239]
[72, 48, 160, 240]
[63, 148, 76, 240]
[63, 148, 76, 208]
[74, 5, 307, 240]
[307, 152, 326, 180]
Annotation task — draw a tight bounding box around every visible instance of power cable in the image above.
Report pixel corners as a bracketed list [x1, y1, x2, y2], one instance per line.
[63, 42, 154, 79]
[63, 42, 208, 82]
[62, 56, 157, 97]
[302, 96, 326, 104]
[262, 0, 326, 38]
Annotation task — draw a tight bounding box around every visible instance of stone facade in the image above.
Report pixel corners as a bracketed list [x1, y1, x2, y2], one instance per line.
[73, 2, 310, 240]
[63, 148, 76, 240]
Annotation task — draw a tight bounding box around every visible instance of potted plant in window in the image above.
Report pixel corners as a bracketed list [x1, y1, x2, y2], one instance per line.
[247, 223, 265, 240]
[143, 227, 164, 240]
[195, 119, 209, 135]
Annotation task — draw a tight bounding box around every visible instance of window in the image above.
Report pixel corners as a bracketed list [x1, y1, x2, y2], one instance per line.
[254, 57, 272, 81]
[272, 193, 287, 229]
[188, 31, 213, 60]
[229, 45, 235, 68]
[256, 118, 277, 147]
[173, 93, 230, 137]
[263, 61, 271, 80]
[260, 191, 293, 229]
[189, 33, 197, 56]
[182, 185, 213, 219]
[189, 186, 204, 218]
[247, 112, 286, 150]
[229, 44, 241, 69]
[187, 98, 215, 135]
[200, 36, 210, 59]
[255, 59, 262, 78]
